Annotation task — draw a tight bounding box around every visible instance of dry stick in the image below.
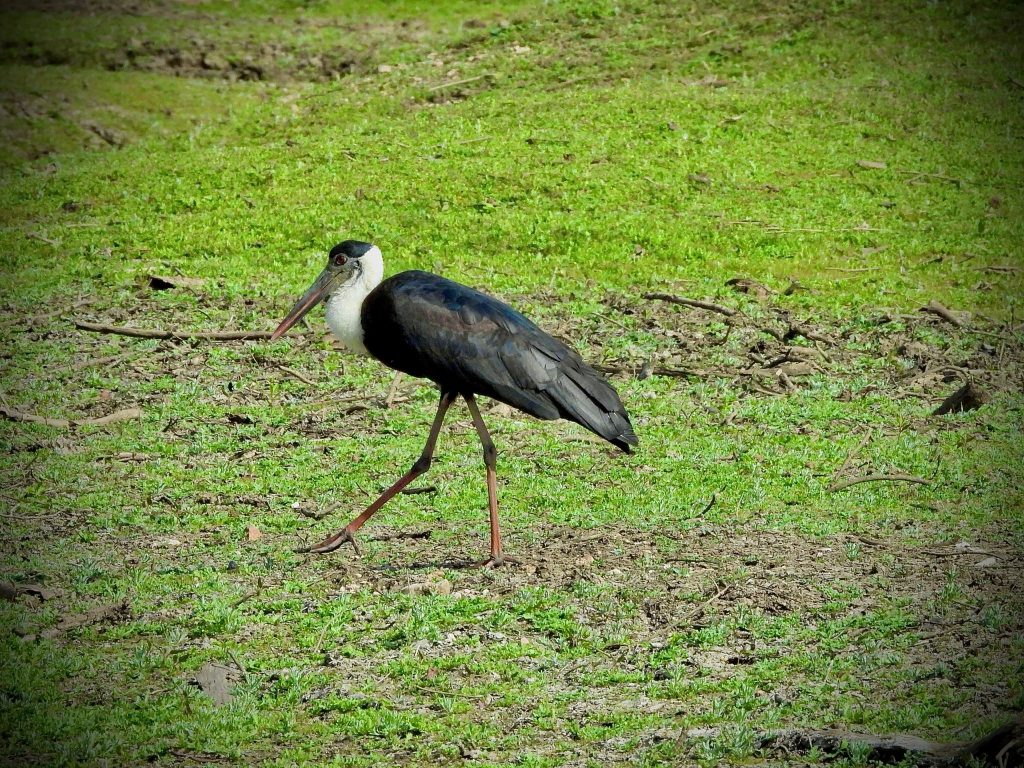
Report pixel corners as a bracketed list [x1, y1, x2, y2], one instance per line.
[776, 370, 797, 393]
[384, 371, 405, 408]
[226, 648, 252, 686]
[920, 300, 964, 327]
[428, 74, 489, 91]
[0, 405, 142, 428]
[312, 623, 332, 655]
[27, 297, 96, 324]
[831, 429, 873, 487]
[71, 351, 135, 371]
[828, 473, 929, 493]
[643, 292, 738, 317]
[412, 685, 490, 700]
[895, 168, 967, 186]
[697, 493, 717, 516]
[592, 363, 712, 379]
[274, 364, 315, 386]
[643, 291, 803, 345]
[678, 581, 732, 626]
[919, 548, 1003, 558]
[74, 320, 307, 341]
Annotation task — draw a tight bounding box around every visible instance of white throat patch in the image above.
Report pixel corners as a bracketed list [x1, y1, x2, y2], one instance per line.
[324, 245, 384, 355]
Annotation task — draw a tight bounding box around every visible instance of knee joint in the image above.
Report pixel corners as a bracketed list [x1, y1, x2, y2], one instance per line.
[481, 441, 496, 468]
[411, 454, 431, 474]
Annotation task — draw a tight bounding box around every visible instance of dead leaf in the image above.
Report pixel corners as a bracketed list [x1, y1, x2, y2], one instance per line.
[193, 662, 237, 706]
[856, 159, 887, 170]
[246, 525, 263, 541]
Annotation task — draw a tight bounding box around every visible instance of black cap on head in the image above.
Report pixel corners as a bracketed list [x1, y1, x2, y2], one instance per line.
[329, 240, 374, 260]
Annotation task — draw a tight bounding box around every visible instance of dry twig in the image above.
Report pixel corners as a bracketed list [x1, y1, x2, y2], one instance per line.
[0, 405, 142, 428]
[643, 292, 738, 317]
[428, 74, 489, 91]
[828, 473, 929, 493]
[74, 320, 304, 341]
[920, 300, 965, 327]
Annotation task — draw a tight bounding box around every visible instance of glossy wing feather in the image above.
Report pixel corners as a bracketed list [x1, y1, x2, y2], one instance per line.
[361, 271, 638, 451]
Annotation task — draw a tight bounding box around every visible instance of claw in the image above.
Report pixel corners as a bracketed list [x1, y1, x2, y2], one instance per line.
[476, 554, 520, 569]
[296, 527, 361, 555]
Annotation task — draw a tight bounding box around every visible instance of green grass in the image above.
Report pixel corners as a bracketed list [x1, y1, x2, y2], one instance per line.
[1, 0, 1022, 766]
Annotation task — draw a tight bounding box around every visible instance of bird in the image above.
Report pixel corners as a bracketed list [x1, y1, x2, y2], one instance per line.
[271, 240, 638, 566]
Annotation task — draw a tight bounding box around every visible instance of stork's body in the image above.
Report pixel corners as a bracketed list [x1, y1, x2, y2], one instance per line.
[272, 241, 637, 565]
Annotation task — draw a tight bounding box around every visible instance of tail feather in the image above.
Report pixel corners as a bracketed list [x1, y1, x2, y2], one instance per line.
[483, 331, 638, 452]
[551, 359, 638, 452]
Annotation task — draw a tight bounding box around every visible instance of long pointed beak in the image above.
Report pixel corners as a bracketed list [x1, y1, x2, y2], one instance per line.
[271, 267, 334, 341]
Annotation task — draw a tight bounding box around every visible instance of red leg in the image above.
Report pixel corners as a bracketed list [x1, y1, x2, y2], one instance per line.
[299, 390, 456, 555]
[464, 394, 516, 567]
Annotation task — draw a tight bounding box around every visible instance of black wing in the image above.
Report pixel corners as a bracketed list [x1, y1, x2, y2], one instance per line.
[361, 271, 638, 452]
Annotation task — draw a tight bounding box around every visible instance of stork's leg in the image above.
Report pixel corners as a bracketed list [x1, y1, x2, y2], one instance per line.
[299, 390, 457, 555]
[464, 394, 516, 567]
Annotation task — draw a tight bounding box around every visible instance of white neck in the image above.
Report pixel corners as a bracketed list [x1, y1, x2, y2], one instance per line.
[324, 246, 384, 355]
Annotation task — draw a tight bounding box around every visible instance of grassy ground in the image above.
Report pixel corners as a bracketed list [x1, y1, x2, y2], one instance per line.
[1, 1, 1022, 766]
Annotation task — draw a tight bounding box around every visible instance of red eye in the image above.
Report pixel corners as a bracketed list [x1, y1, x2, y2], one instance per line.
[333, 255, 347, 266]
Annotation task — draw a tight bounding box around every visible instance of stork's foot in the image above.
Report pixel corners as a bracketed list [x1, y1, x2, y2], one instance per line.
[476, 554, 520, 569]
[295, 527, 361, 555]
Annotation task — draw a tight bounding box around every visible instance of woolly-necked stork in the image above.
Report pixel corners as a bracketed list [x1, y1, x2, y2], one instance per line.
[271, 240, 637, 566]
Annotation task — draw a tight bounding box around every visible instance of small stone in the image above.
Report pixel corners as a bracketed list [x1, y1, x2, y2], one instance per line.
[400, 578, 452, 596]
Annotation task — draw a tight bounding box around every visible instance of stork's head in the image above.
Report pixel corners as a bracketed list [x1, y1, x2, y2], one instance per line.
[271, 240, 382, 340]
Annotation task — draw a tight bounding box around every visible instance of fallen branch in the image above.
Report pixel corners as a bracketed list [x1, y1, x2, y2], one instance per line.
[0, 405, 142, 428]
[830, 430, 872, 487]
[829, 473, 929, 492]
[74, 320, 303, 341]
[274, 364, 315, 386]
[643, 292, 738, 317]
[764, 719, 1022, 766]
[592, 362, 712, 379]
[920, 300, 965, 327]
